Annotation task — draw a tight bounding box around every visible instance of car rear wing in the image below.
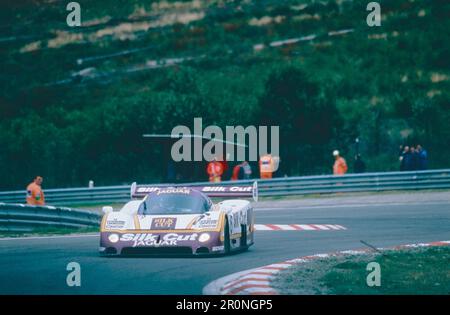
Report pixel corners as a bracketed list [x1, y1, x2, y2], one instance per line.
[130, 181, 259, 202]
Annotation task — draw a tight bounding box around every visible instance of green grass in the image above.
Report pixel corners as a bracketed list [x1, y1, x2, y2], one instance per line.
[0, 226, 99, 238]
[273, 246, 450, 295]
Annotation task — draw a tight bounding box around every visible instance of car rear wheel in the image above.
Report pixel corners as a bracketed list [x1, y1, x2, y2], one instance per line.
[240, 224, 248, 249]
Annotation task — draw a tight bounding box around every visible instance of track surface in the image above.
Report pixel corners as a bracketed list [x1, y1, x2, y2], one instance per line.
[0, 192, 449, 294]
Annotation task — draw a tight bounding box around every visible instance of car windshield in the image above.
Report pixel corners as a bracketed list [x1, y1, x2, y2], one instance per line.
[138, 193, 210, 215]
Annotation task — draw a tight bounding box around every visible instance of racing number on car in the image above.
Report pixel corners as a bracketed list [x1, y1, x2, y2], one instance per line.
[151, 218, 177, 230]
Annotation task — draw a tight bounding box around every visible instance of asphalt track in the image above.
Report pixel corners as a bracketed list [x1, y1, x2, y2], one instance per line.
[0, 192, 449, 294]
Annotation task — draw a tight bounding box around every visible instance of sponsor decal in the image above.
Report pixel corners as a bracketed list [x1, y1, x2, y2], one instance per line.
[156, 188, 190, 195]
[201, 186, 252, 192]
[212, 245, 224, 252]
[195, 218, 219, 229]
[136, 187, 160, 194]
[136, 187, 191, 195]
[230, 186, 252, 192]
[119, 233, 198, 247]
[105, 219, 126, 230]
[151, 217, 177, 230]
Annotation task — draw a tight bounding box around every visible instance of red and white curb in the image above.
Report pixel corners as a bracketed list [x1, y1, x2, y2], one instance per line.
[203, 240, 450, 295]
[255, 224, 346, 231]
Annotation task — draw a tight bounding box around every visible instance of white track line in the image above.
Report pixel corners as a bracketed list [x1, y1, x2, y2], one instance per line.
[1, 223, 347, 241]
[254, 224, 346, 231]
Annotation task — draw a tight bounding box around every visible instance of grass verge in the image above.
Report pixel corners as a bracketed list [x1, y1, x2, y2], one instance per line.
[272, 245, 450, 295]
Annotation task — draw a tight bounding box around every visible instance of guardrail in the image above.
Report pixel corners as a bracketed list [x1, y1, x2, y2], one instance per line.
[0, 169, 449, 206]
[0, 203, 101, 232]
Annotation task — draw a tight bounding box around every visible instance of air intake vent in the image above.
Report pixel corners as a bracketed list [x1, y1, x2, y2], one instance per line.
[196, 247, 210, 254]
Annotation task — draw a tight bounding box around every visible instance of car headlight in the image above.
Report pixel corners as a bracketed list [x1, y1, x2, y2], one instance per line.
[199, 233, 210, 243]
[108, 234, 119, 243]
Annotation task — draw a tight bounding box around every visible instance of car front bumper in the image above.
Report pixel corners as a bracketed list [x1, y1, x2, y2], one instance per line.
[99, 231, 225, 256]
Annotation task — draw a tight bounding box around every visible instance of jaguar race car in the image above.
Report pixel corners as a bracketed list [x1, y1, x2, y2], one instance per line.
[99, 182, 258, 256]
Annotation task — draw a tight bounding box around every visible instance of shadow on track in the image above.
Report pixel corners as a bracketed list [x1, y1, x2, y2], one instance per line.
[100, 248, 251, 259]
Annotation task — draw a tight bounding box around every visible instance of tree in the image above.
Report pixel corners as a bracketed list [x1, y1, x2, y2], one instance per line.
[258, 67, 340, 175]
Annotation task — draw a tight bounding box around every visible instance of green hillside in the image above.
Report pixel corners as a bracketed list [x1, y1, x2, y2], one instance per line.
[0, 0, 449, 189]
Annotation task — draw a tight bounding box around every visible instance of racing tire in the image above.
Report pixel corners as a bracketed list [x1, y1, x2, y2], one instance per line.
[224, 218, 231, 254]
[240, 224, 248, 249]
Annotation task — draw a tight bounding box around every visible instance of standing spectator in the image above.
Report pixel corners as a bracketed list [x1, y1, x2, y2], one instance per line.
[231, 161, 252, 180]
[239, 161, 252, 180]
[333, 150, 348, 175]
[354, 154, 366, 173]
[410, 146, 420, 171]
[417, 144, 428, 170]
[26, 176, 45, 206]
[259, 154, 274, 179]
[207, 158, 224, 182]
[400, 146, 413, 171]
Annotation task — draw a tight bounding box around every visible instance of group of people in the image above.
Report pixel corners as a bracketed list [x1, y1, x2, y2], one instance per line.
[25, 145, 430, 203]
[331, 144, 429, 176]
[399, 144, 428, 171]
[332, 150, 366, 175]
[207, 150, 353, 181]
[332, 151, 371, 174]
[206, 154, 280, 182]
[207, 144, 430, 182]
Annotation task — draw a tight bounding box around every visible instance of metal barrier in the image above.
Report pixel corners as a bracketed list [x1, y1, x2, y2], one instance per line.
[0, 169, 449, 206]
[0, 185, 131, 206]
[0, 203, 101, 232]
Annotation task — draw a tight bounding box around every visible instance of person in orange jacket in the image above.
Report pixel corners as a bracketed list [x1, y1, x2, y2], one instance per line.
[259, 154, 275, 179]
[333, 150, 348, 175]
[26, 176, 45, 205]
[207, 159, 224, 182]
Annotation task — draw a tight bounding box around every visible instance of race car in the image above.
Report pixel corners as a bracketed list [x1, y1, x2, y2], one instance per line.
[99, 182, 258, 256]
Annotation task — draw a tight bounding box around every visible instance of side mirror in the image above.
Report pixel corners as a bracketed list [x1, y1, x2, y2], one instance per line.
[102, 206, 113, 214]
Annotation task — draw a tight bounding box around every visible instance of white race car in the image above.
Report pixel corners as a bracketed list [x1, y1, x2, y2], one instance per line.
[99, 182, 258, 256]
